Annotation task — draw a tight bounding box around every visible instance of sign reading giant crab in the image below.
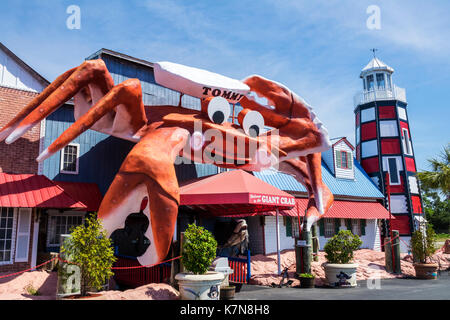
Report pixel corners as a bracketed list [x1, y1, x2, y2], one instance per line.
[0, 59, 334, 266]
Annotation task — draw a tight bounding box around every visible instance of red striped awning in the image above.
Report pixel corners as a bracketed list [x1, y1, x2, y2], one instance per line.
[0, 173, 102, 210]
[263, 198, 393, 220]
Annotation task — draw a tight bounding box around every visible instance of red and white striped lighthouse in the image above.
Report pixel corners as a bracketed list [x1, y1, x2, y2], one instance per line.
[354, 55, 424, 248]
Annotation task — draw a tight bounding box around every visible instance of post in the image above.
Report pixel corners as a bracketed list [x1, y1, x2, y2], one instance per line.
[170, 239, 180, 289]
[301, 229, 312, 274]
[179, 232, 186, 273]
[392, 230, 401, 274]
[246, 249, 251, 284]
[275, 208, 281, 275]
[384, 236, 393, 273]
[312, 223, 319, 262]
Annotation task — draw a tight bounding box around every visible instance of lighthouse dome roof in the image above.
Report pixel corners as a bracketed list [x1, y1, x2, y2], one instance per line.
[360, 57, 394, 78]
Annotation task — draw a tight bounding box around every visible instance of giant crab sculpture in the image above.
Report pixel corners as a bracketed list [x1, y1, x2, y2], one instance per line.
[0, 59, 333, 265]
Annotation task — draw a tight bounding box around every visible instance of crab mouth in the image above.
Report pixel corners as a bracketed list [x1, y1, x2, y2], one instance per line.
[185, 128, 280, 170]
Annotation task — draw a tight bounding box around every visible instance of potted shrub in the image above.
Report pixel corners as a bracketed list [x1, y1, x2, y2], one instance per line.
[297, 273, 315, 288]
[59, 215, 116, 298]
[323, 230, 362, 287]
[411, 227, 438, 279]
[175, 224, 224, 300]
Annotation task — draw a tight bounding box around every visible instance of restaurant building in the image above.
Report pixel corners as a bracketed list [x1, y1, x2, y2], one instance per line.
[0, 45, 399, 275]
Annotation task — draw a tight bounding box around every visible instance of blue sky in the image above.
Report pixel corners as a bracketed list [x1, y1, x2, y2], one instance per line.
[1, 0, 449, 171]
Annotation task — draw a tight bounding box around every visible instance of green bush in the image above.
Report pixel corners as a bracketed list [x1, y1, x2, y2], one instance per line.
[324, 230, 362, 264]
[182, 224, 217, 274]
[411, 226, 437, 263]
[61, 215, 116, 296]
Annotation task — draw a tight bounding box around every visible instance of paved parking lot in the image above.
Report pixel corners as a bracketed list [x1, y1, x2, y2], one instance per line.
[234, 272, 450, 300]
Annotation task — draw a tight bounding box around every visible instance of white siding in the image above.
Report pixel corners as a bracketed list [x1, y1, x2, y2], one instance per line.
[317, 219, 381, 251]
[397, 106, 407, 120]
[389, 195, 408, 213]
[361, 107, 375, 122]
[333, 141, 355, 180]
[408, 176, 419, 194]
[379, 120, 398, 137]
[263, 216, 295, 254]
[0, 47, 45, 92]
[361, 140, 378, 158]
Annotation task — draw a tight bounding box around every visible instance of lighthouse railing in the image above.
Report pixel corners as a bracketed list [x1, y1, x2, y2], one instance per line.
[354, 85, 406, 107]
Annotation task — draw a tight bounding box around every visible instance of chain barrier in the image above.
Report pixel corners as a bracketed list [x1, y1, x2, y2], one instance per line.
[0, 256, 59, 279]
[380, 234, 400, 247]
[0, 255, 182, 280]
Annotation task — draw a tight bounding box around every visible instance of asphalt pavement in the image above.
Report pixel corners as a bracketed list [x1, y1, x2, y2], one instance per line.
[233, 272, 450, 300]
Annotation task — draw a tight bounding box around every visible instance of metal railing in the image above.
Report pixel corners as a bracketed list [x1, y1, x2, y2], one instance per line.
[221, 250, 252, 284]
[112, 255, 171, 288]
[354, 85, 406, 107]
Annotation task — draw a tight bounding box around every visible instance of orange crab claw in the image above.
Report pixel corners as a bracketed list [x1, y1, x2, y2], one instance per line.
[98, 127, 189, 265]
[1, 60, 115, 144]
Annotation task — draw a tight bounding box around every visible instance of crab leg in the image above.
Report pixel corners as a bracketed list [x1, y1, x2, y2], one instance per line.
[36, 78, 147, 161]
[0, 59, 115, 144]
[0, 67, 76, 141]
[98, 127, 189, 265]
[279, 155, 333, 231]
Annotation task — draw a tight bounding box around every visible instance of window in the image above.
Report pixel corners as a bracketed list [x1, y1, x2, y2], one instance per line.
[362, 78, 366, 90]
[380, 120, 398, 137]
[324, 218, 335, 238]
[60, 143, 79, 174]
[386, 74, 392, 89]
[402, 128, 413, 155]
[387, 157, 400, 185]
[290, 217, 301, 238]
[366, 75, 374, 91]
[351, 219, 362, 236]
[47, 214, 84, 247]
[376, 73, 385, 89]
[0, 208, 15, 264]
[361, 107, 375, 122]
[335, 150, 352, 169]
[361, 140, 378, 158]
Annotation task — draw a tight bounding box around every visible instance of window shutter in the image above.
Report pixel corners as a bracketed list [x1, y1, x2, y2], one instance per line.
[15, 208, 31, 262]
[319, 219, 325, 236]
[346, 219, 352, 230]
[334, 219, 341, 235]
[360, 219, 366, 236]
[335, 150, 342, 168]
[348, 153, 353, 169]
[285, 217, 292, 237]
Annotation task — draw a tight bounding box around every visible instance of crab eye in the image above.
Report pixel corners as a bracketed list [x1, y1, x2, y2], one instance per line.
[242, 111, 264, 137]
[207, 96, 230, 124]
